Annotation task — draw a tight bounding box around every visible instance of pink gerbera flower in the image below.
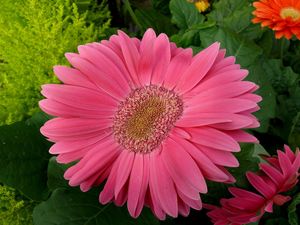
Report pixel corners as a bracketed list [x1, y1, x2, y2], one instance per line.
[39, 28, 261, 219]
[206, 145, 300, 225]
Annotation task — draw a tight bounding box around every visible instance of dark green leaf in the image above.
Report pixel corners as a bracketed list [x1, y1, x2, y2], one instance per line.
[171, 20, 216, 48]
[247, 59, 276, 133]
[33, 188, 159, 225]
[0, 112, 51, 200]
[289, 113, 300, 148]
[208, 0, 263, 40]
[171, 29, 200, 48]
[152, 0, 170, 15]
[288, 192, 300, 225]
[262, 59, 298, 94]
[264, 218, 289, 225]
[47, 157, 70, 191]
[135, 8, 176, 35]
[208, 0, 250, 23]
[229, 143, 268, 187]
[169, 0, 205, 30]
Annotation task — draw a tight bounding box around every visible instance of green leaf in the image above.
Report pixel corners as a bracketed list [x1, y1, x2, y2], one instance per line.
[199, 26, 262, 67]
[247, 59, 276, 133]
[47, 157, 70, 191]
[171, 29, 200, 48]
[171, 20, 216, 48]
[264, 218, 289, 225]
[135, 8, 176, 35]
[0, 113, 51, 200]
[222, 6, 253, 33]
[230, 143, 268, 187]
[152, 0, 171, 15]
[169, 0, 205, 30]
[257, 30, 275, 56]
[208, 0, 249, 22]
[33, 188, 159, 225]
[262, 59, 298, 94]
[289, 112, 300, 148]
[288, 192, 300, 225]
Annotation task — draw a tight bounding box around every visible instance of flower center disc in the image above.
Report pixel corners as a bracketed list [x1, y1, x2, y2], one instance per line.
[280, 7, 300, 21]
[113, 85, 183, 153]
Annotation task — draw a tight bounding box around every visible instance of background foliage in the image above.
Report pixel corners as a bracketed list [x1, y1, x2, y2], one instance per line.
[0, 0, 299, 224]
[0, 0, 110, 125]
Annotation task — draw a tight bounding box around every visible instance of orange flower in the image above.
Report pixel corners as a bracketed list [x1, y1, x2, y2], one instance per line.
[252, 0, 300, 40]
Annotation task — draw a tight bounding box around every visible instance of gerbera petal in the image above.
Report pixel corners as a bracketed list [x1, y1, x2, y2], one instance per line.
[77, 45, 131, 93]
[175, 138, 230, 182]
[246, 172, 276, 198]
[186, 127, 240, 152]
[150, 153, 178, 217]
[252, 0, 300, 40]
[209, 56, 236, 74]
[135, 154, 150, 217]
[176, 42, 220, 93]
[151, 33, 171, 85]
[199, 145, 239, 167]
[67, 137, 121, 186]
[162, 138, 207, 194]
[177, 189, 202, 210]
[115, 151, 135, 198]
[99, 156, 121, 204]
[176, 113, 231, 127]
[39, 99, 113, 119]
[163, 48, 193, 89]
[41, 118, 111, 137]
[259, 163, 284, 186]
[138, 28, 156, 85]
[40, 28, 262, 220]
[56, 148, 89, 164]
[185, 81, 257, 103]
[277, 150, 293, 176]
[53, 66, 96, 89]
[127, 154, 144, 218]
[185, 99, 258, 114]
[178, 200, 190, 217]
[225, 130, 259, 143]
[89, 42, 135, 88]
[228, 187, 265, 201]
[117, 30, 141, 86]
[49, 135, 108, 154]
[148, 179, 167, 220]
[67, 55, 125, 99]
[41, 84, 117, 110]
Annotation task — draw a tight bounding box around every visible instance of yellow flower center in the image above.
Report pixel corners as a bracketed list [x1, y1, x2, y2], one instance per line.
[280, 7, 300, 21]
[126, 98, 165, 140]
[113, 86, 183, 153]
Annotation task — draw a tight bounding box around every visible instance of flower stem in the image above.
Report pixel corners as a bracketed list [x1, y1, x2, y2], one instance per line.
[123, 0, 143, 30]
